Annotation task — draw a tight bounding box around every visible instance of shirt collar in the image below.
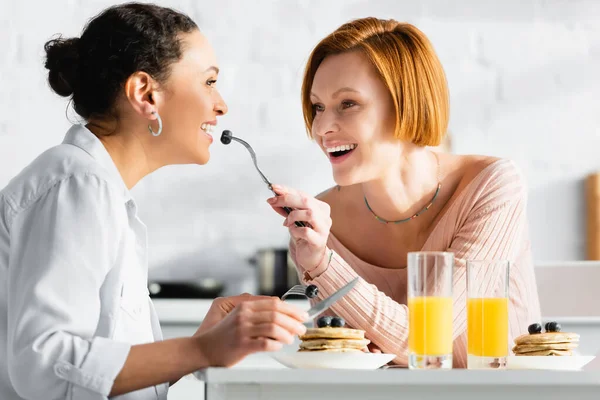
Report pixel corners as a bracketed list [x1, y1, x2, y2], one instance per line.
[62, 124, 132, 202]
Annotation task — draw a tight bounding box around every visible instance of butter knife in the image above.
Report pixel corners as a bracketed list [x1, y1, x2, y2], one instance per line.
[305, 277, 359, 320]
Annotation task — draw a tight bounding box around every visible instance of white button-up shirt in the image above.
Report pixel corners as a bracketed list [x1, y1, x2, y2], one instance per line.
[0, 125, 168, 400]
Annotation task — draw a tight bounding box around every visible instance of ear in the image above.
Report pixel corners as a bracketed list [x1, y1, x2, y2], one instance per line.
[124, 72, 161, 120]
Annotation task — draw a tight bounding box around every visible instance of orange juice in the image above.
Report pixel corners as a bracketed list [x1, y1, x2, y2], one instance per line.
[467, 297, 508, 357]
[408, 296, 453, 355]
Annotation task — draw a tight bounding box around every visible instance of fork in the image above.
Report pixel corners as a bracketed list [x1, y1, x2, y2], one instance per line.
[220, 130, 306, 228]
[281, 284, 319, 301]
[281, 285, 309, 300]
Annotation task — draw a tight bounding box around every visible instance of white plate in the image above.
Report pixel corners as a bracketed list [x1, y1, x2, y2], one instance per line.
[271, 352, 396, 370]
[507, 355, 595, 370]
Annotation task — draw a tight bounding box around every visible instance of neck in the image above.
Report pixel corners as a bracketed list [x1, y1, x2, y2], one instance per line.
[87, 118, 163, 189]
[361, 147, 440, 223]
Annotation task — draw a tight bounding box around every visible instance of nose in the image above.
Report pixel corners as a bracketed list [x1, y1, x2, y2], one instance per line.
[312, 110, 338, 138]
[214, 91, 228, 116]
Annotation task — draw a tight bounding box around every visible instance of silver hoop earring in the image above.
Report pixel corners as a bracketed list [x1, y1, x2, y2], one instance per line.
[148, 111, 163, 136]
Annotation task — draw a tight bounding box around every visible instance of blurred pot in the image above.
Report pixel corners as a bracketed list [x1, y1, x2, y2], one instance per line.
[249, 248, 300, 297]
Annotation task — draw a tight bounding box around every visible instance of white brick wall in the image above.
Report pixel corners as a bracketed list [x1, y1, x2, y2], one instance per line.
[1, 0, 599, 278]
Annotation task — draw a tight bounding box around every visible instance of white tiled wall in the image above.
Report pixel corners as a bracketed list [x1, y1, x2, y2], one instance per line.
[1, 0, 599, 277]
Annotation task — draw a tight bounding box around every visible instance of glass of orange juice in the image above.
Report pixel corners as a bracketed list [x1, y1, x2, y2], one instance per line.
[407, 251, 454, 369]
[467, 260, 510, 369]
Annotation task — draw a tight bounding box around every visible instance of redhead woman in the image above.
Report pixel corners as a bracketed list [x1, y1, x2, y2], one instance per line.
[268, 17, 541, 368]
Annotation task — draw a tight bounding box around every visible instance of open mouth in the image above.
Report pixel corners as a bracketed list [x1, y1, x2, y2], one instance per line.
[201, 123, 215, 135]
[326, 144, 357, 158]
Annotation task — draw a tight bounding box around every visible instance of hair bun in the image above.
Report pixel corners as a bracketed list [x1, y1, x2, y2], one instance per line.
[44, 36, 80, 97]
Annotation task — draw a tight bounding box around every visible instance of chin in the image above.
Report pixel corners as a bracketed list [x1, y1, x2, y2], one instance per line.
[196, 152, 210, 165]
[189, 141, 211, 165]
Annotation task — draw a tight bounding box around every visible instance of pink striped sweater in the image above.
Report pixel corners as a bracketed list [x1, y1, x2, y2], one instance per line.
[291, 159, 541, 368]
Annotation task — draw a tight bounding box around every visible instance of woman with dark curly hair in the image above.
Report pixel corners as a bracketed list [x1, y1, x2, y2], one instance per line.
[0, 3, 307, 400]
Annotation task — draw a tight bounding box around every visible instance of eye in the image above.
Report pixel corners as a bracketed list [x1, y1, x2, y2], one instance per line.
[341, 100, 356, 109]
[206, 79, 217, 87]
[312, 103, 325, 113]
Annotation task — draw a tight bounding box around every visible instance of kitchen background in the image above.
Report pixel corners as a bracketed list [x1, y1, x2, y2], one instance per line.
[2, 2, 600, 398]
[1, 0, 599, 296]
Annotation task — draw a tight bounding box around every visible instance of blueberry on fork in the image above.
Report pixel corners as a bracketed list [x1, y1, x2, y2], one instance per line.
[305, 285, 319, 299]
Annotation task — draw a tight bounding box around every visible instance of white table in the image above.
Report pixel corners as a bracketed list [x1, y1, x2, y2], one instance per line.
[193, 368, 600, 400]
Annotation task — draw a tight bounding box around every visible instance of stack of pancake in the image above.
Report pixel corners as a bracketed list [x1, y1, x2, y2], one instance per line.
[298, 327, 370, 353]
[512, 331, 580, 356]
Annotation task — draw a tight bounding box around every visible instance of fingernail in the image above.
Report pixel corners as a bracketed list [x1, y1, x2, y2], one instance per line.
[302, 312, 309, 320]
[267, 197, 276, 204]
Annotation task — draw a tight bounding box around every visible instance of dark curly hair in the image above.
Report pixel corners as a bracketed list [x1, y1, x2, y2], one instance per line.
[44, 2, 197, 120]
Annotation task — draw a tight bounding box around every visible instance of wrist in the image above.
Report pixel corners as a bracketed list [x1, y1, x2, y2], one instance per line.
[303, 247, 333, 281]
[314, 247, 328, 270]
[191, 334, 214, 369]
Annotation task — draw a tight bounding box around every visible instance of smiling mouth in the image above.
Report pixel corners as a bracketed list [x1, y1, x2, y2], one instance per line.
[201, 123, 215, 134]
[326, 144, 357, 158]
